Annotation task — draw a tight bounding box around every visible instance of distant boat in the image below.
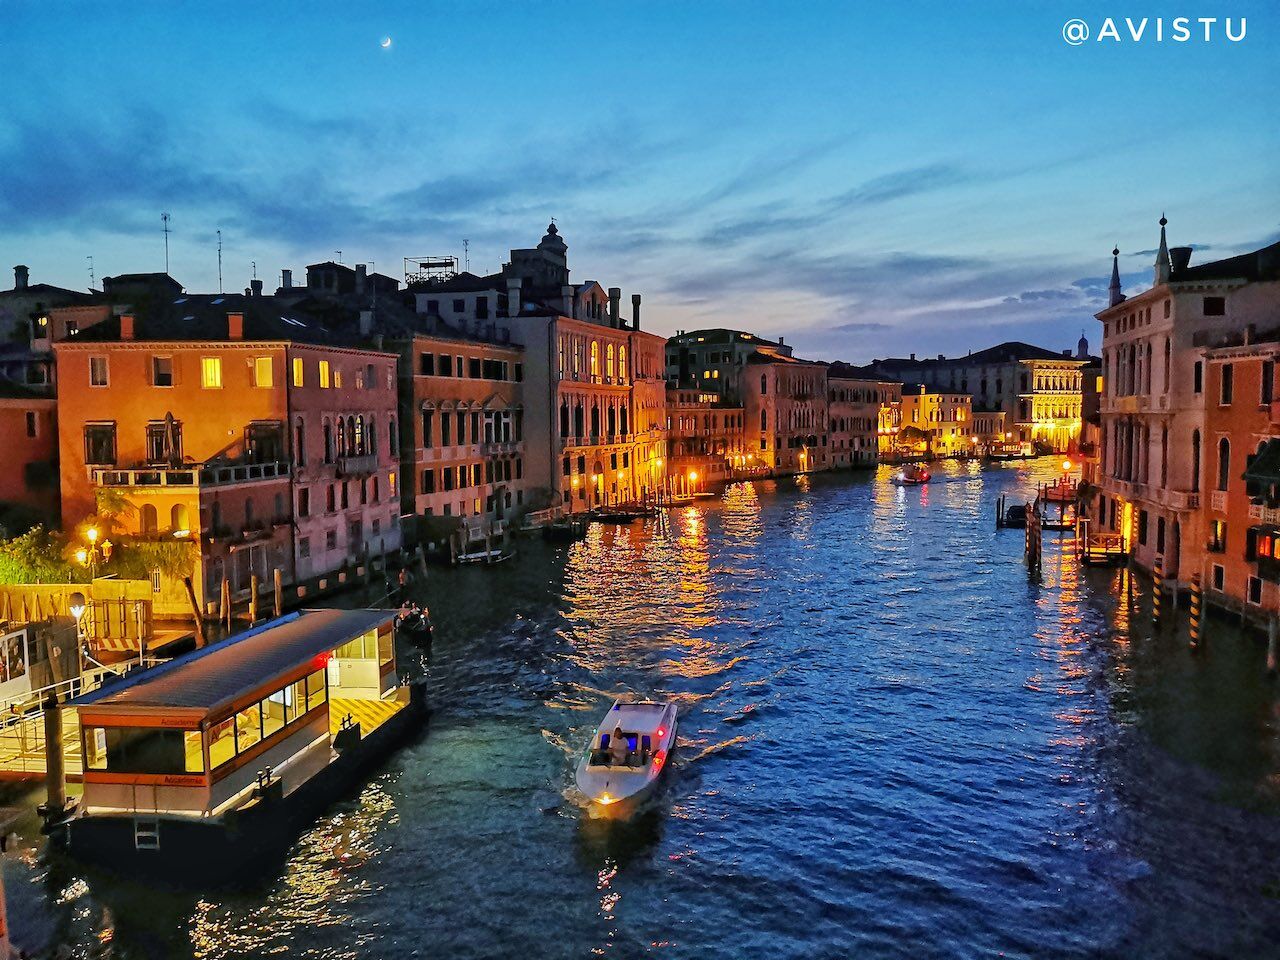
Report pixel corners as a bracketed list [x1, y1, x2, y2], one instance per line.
[543, 517, 589, 541]
[895, 463, 931, 485]
[394, 606, 432, 644]
[457, 546, 515, 565]
[1002, 503, 1028, 528]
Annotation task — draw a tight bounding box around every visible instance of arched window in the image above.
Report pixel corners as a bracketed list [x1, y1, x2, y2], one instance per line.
[618, 347, 627, 384]
[606, 343, 615, 382]
[389, 417, 397, 456]
[590, 405, 600, 437]
[607, 405, 617, 436]
[347, 416, 356, 455]
[171, 503, 189, 532]
[354, 415, 365, 455]
[367, 416, 376, 456]
[574, 404, 584, 438]
[559, 401, 570, 437]
[761, 374, 767, 395]
[323, 419, 333, 463]
[620, 407, 628, 436]
[140, 503, 158, 534]
[1217, 437, 1230, 491]
[1192, 431, 1202, 490]
[761, 410, 767, 431]
[1163, 337, 1171, 393]
[590, 341, 600, 381]
[337, 418, 347, 457]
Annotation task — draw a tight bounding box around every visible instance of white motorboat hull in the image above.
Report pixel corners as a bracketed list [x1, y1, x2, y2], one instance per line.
[574, 702, 677, 819]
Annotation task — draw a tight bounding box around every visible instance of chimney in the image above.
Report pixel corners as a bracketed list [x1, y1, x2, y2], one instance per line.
[356, 264, 367, 294]
[1062, 349, 1071, 357]
[506, 277, 522, 317]
[359, 309, 373, 336]
[1170, 246, 1193, 273]
[608, 287, 621, 327]
[250, 278, 263, 297]
[281, 268, 293, 289]
[631, 293, 642, 330]
[228, 312, 244, 340]
[13, 265, 29, 290]
[120, 313, 135, 340]
[910, 352, 916, 361]
[938, 354, 945, 361]
[561, 284, 575, 318]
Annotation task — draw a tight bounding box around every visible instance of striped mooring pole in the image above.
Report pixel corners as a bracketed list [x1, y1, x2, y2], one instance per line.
[1189, 572, 1203, 652]
[1151, 557, 1163, 628]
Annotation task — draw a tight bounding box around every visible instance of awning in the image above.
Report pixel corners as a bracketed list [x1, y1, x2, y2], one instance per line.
[1244, 438, 1280, 484]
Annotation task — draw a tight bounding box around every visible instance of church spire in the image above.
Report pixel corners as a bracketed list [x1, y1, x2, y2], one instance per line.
[1154, 214, 1171, 284]
[1108, 246, 1125, 307]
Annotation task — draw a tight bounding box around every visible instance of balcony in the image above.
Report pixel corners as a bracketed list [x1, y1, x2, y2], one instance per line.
[1164, 489, 1200, 511]
[1249, 501, 1280, 525]
[481, 440, 521, 456]
[94, 460, 290, 489]
[337, 454, 379, 477]
[563, 433, 632, 449]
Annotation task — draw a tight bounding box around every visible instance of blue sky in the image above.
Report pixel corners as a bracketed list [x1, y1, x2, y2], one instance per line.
[3, 1, 1277, 361]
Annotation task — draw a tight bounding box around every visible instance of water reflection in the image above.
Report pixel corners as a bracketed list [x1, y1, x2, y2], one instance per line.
[7, 461, 1280, 957]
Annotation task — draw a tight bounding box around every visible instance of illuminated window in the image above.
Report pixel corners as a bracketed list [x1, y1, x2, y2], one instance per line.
[319, 360, 331, 388]
[292, 357, 304, 387]
[253, 356, 273, 387]
[334, 368, 343, 388]
[201, 357, 222, 389]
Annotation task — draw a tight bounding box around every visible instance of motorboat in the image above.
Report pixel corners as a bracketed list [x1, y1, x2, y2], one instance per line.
[895, 463, 931, 485]
[394, 604, 432, 644]
[575, 699, 678, 818]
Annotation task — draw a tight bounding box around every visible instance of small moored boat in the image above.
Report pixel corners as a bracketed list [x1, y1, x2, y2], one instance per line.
[394, 605, 432, 644]
[575, 699, 677, 818]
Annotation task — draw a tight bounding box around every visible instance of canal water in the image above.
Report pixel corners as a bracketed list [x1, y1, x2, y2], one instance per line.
[7, 460, 1280, 958]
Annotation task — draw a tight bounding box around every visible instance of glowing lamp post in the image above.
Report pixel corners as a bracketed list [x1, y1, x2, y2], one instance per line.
[69, 590, 87, 675]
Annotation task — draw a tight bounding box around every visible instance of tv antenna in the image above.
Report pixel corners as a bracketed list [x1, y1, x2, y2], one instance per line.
[251, 260, 257, 280]
[217, 230, 223, 293]
[86, 255, 95, 292]
[463, 239, 470, 272]
[161, 212, 171, 272]
[335, 250, 342, 264]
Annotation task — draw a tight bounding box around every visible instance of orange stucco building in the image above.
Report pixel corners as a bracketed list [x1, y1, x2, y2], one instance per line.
[53, 296, 401, 614]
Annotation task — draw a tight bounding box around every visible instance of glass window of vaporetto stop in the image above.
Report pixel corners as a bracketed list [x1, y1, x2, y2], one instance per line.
[71, 609, 399, 803]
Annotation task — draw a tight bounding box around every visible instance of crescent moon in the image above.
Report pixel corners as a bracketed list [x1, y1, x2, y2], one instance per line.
[381, 37, 392, 48]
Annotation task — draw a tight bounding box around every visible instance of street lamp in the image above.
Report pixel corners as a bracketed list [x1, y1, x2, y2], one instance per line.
[69, 590, 87, 677]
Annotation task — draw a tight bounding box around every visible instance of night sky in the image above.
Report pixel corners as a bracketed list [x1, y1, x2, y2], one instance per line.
[3, 0, 1277, 360]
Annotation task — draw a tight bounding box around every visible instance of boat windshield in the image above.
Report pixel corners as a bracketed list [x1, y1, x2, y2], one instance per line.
[589, 729, 655, 768]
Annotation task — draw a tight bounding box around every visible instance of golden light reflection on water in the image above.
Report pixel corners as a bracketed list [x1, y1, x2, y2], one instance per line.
[186, 778, 397, 959]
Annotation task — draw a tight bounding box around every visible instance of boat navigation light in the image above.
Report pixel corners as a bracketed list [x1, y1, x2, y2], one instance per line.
[657, 727, 666, 737]
[597, 793, 619, 805]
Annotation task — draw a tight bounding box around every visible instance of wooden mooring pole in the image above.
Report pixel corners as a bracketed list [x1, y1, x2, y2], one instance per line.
[1151, 557, 1163, 629]
[273, 567, 283, 619]
[1189, 572, 1203, 653]
[183, 575, 207, 648]
[249, 574, 260, 626]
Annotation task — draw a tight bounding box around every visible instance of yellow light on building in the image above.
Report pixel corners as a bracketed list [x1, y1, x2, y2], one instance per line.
[86, 527, 99, 544]
[688, 470, 698, 481]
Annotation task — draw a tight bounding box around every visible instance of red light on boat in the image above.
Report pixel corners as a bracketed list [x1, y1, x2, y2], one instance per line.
[312, 651, 332, 670]
[657, 727, 666, 737]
